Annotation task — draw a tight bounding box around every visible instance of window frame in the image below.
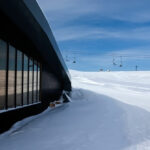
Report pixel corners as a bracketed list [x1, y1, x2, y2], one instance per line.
[0, 39, 41, 112]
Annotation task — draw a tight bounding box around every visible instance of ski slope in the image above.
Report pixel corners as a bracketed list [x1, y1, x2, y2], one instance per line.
[1, 70, 150, 150]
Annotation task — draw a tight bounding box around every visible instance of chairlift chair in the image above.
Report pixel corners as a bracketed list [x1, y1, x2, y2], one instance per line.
[65, 55, 69, 62]
[113, 57, 116, 66]
[73, 57, 76, 63]
[119, 56, 123, 67]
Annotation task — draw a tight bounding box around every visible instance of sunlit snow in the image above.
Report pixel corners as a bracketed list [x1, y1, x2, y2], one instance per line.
[1, 70, 150, 150]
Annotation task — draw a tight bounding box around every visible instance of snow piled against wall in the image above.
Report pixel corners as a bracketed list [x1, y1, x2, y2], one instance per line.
[1, 70, 150, 150]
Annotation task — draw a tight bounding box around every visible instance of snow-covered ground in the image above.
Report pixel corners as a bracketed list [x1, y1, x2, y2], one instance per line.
[1, 70, 150, 150]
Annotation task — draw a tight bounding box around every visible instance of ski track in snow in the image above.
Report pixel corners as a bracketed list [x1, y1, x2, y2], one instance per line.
[1, 70, 150, 150]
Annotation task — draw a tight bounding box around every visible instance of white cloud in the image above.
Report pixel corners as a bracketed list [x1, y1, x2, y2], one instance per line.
[52, 25, 150, 42]
[37, 0, 99, 26]
[36, 0, 150, 42]
[37, 0, 150, 24]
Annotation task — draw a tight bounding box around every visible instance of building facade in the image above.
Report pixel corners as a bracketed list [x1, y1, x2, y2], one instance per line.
[0, 0, 71, 133]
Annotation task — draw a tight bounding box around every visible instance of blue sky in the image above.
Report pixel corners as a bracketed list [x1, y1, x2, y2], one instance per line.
[37, 0, 150, 71]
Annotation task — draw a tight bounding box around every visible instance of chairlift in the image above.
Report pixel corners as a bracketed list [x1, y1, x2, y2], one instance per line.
[73, 57, 76, 63]
[113, 57, 116, 66]
[65, 55, 69, 62]
[119, 56, 123, 67]
[135, 65, 138, 71]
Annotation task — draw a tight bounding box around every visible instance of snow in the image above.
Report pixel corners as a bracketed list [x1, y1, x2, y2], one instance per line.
[1, 70, 150, 150]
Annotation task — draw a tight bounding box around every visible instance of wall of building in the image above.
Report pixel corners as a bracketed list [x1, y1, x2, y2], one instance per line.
[0, 0, 71, 133]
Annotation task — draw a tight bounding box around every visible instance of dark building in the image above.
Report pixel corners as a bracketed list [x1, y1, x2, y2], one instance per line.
[0, 0, 71, 133]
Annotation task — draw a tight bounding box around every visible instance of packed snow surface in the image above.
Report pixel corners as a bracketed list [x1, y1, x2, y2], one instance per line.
[1, 70, 150, 150]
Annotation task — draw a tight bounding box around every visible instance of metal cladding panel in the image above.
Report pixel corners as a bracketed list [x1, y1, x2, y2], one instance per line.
[0, 103, 48, 133]
[0, 0, 71, 91]
[23, 0, 69, 73]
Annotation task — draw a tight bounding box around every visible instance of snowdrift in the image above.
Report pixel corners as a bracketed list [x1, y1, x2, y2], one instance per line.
[0, 70, 150, 150]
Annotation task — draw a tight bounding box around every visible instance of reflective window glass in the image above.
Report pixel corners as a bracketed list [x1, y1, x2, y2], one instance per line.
[0, 38, 41, 110]
[8, 45, 15, 108]
[29, 58, 33, 104]
[33, 62, 37, 103]
[23, 55, 28, 105]
[16, 51, 22, 106]
[0, 40, 7, 110]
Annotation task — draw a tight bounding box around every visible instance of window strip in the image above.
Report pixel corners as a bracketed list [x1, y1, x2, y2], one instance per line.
[39, 64, 41, 101]
[14, 48, 17, 108]
[32, 59, 34, 103]
[27, 57, 29, 105]
[36, 62, 38, 102]
[21, 53, 24, 106]
[5, 42, 9, 109]
[1, 39, 41, 109]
